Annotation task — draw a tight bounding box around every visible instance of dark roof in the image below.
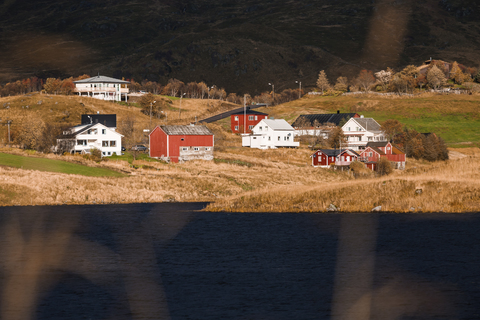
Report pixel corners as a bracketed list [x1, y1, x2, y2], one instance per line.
[292, 113, 358, 127]
[160, 125, 213, 136]
[366, 141, 389, 148]
[73, 75, 130, 84]
[231, 109, 268, 116]
[314, 149, 349, 157]
[81, 114, 117, 128]
[58, 124, 95, 139]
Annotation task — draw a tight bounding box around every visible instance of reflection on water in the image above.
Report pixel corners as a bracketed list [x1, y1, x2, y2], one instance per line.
[0, 203, 479, 320]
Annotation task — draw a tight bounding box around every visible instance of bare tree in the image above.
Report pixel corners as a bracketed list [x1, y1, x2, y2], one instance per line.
[316, 70, 331, 93]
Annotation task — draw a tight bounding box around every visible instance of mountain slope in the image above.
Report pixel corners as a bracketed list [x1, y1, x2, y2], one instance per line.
[0, 0, 479, 94]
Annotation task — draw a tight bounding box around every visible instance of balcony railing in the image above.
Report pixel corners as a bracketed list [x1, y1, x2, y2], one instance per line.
[74, 87, 129, 93]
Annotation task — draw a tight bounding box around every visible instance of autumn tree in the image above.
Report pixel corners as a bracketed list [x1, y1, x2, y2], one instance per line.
[316, 70, 331, 93]
[165, 78, 184, 97]
[449, 61, 466, 84]
[334, 76, 349, 92]
[139, 93, 166, 119]
[43, 78, 62, 94]
[375, 69, 392, 91]
[427, 65, 446, 90]
[327, 126, 347, 149]
[355, 70, 375, 91]
[381, 119, 403, 142]
[376, 157, 393, 176]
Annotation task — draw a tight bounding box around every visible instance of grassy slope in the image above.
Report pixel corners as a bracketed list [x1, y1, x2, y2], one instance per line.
[257, 94, 480, 147]
[0, 153, 125, 177]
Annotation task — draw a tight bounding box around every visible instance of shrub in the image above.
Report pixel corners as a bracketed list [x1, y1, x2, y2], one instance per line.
[376, 157, 393, 176]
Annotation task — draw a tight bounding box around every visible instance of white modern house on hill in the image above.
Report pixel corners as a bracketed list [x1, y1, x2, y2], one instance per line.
[242, 119, 299, 149]
[341, 116, 386, 151]
[73, 75, 130, 102]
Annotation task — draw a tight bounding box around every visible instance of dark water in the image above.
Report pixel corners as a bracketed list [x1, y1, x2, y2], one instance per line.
[0, 203, 479, 320]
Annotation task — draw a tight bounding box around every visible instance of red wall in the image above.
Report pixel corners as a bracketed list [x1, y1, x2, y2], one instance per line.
[312, 151, 336, 167]
[149, 126, 214, 163]
[231, 114, 268, 133]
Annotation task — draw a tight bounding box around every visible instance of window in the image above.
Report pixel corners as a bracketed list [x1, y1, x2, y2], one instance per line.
[110, 141, 116, 147]
[102, 141, 108, 147]
[287, 136, 290, 141]
[182, 147, 188, 151]
[194, 147, 199, 151]
[253, 137, 257, 140]
[234, 116, 239, 121]
[102, 129, 106, 134]
[346, 127, 350, 131]
[278, 136, 280, 141]
[255, 116, 258, 120]
[181, 138, 185, 141]
[107, 152, 111, 156]
[77, 140, 86, 145]
[369, 152, 373, 157]
[205, 147, 211, 151]
[368, 137, 372, 141]
[248, 116, 254, 120]
[234, 125, 239, 130]
[248, 125, 253, 130]
[259, 126, 262, 130]
[268, 136, 271, 141]
[102, 152, 106, 156]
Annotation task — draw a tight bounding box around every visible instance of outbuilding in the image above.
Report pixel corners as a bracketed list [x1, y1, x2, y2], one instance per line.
[149, 125, 214, 163]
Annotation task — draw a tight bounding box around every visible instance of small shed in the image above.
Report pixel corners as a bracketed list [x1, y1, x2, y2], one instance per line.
[149, 125, 214, 163]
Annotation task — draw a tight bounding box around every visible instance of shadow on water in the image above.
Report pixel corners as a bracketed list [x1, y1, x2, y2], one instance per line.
[0, 204, 479, 319]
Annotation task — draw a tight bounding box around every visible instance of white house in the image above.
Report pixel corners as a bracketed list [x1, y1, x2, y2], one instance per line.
[341, 116, 386, 151]
[242, 119, 299, 149]
[73, 75, 130, 102]
[56, 123, 123, 157]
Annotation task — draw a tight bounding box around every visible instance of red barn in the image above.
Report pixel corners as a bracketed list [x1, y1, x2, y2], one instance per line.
[149, 125, 214, 163]
[231, 109, 268, 133]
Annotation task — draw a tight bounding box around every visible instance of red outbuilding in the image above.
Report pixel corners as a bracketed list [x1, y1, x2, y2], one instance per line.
[359, 141, 406, 170]
[311, 149, 359, 167]
[149, 125, 214, 163]
[231, 109, 268, 133]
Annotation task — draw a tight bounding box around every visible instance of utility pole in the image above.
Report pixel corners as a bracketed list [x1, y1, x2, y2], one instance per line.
[243, 94, 246, 134]
[296, 80, 302, 99]
[268, 83, 275, 106]
[149, 100, 156, 129]
[7, 120, 11, 145]
[179, 93, 185, 119]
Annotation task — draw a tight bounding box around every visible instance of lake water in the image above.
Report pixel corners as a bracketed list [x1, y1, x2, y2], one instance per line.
[0, 203, 479, 320]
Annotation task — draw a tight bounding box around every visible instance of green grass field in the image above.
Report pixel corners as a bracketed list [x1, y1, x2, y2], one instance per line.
[0, 153, 126, 177]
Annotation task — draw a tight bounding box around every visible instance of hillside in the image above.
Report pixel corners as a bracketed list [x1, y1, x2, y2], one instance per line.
[0, 0, 479, 94]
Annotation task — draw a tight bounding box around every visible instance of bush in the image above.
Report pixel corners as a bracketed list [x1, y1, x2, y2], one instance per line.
[376, 157, 393, 176]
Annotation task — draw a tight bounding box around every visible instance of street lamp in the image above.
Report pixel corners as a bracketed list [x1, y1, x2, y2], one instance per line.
[268, 82, 275, 106]
[208, 85, 215, 100]
[150, 100, 156, 128]
[296, 80, 302, 99]
[179, 93, 186, 119]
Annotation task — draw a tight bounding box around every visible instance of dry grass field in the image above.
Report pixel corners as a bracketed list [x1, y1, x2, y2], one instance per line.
[0, 93, 479, 212]
[0, 145, 479, 213]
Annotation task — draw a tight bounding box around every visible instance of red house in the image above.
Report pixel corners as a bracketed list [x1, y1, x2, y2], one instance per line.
[149, 125, 214, 163]
[359, 141, 406, 170]
[231, 109, 268, 133]
[311, 149, 359, 168]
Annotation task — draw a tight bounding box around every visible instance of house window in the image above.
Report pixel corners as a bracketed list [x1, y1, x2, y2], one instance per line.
[369, 152, 373, 157]
[248, 116, 254, 120]
[253, 137, 257, 140]
[278, 136, 280, 141]
[110, 141, 116, 147]
[205, 147, 211, 151]
[368, 137, 372, 141]
[234, 116, 239, 121]
[181, 138, 185, 141]
[102, 141, 108, 147]
[268, 136, 271, 141]
[102, 129, 106, 134]
[102, 152, 106, 156]
[182, 147, 188, 151]
[259, 126, 262, 130]
[248, 125, 253, 130]
[346, 127, 350, 131]
[194, 147, 199, 151]
[77, 140, 86, 145]
[107, 152, 111, 156]
[255, 116, 258, 120]
[234, 125, 239, 130]
[287, 136, 290, 141]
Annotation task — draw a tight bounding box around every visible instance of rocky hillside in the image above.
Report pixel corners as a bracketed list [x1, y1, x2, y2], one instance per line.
[0, 0, 479, 94]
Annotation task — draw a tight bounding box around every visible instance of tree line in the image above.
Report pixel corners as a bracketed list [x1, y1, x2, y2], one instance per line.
[316, 60, 480, 94]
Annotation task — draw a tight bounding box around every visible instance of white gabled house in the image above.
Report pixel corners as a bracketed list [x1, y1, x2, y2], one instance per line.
[242, 119, 299, 149]
[73, 75, 130, 102]
[56, 123, 123, 157]
[342, 116, 386, 151]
